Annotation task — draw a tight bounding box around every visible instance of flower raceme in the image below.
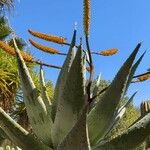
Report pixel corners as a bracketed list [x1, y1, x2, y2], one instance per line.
[137, 73, 150, 82]
[29, 39, 59, 54]
[83, 0, 90, 36]
[98, 48, 118, 56]
[0, 40, 33, 62]
[0, 40, 62, 69]
[28, 29, 66, 44]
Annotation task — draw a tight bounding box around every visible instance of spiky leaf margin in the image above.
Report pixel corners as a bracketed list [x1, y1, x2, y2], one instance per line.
[0, 107, 52, 150]
[13, 38, 53, 146]
[88, 43, 141, 145]
[57, 105, 91, 150]
[95, 112, 150, 150]
[51, 30, 76, 121]
[51, 45, 86, 148]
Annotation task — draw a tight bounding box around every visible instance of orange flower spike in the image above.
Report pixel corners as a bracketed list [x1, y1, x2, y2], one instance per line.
[137, 73, 150, 82]
[99, 48, 118, 56]
[28, 29, 66, 44]
[21, 51, 33, 62]
[83, 0, 90, 36]
[0, 40, 33, 62]
[29, 39, 59, 54]
[0, 40, 16, 56]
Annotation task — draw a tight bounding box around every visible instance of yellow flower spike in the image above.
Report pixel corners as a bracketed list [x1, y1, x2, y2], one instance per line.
[28, 29, 66, 44]
[98, 48, 118, 56]
[137, 73, 150, 82]
[29, 39, 59, 54]
[83, 0, 90, 36]
[0, 40, 33, 62]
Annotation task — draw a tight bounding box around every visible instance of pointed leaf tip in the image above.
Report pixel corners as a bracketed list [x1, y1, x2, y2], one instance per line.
[52, 44, 86, 148]
[88, 43, 141, 145]
[71, 29, 77, 47]
[51, 29, 77, 121]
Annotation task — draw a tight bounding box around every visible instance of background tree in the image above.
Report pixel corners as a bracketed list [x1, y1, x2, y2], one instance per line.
[93, 78, 146, 149]
[0, 16, 54, 149]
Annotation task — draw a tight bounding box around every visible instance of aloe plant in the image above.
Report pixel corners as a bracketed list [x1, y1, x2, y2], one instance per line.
[0, 0, 150, 149]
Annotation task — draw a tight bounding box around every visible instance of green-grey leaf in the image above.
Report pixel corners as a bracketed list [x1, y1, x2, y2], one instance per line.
[0, 107, 52, 150]
[87, 43, 141, 145]
[125, 51, 146, 93]
[90, 74, 102, 109]
[102, 92, 137, 139]
[95, 112, 150, 150]
[39, 65, 52, 115]
[57, 105, 91, 150]
[51, 29, 76, 121]
[13, 38, 53, 146]
[92, 73, 101, 97]
[51, 45, 86, 148]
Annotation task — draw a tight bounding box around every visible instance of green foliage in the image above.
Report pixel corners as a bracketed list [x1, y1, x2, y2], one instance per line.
[92, 79, 146, 149]
[109, 102, 146, 149]
[110, 103, 140, 137]
[0, 16, 12, 40]
[0, 15, 54, 149]
[0, 50, 18, 94]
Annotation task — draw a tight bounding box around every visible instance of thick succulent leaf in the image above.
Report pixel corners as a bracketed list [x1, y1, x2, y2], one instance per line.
[51, 45, 86, 148]
[13, 39, 53, 146]
[125, 51, 146, 93]
[92, 73, 101, 97]
[102, 92, 137, 139]
[95, 112, 150, 150]
[0, 108, 52, 150]
[90, 74, 101, 110]
[51, 30, 76, 121]
[39, 65, 52, 115]
[57, 105, 91, 150]
[87, 43, 141, 145]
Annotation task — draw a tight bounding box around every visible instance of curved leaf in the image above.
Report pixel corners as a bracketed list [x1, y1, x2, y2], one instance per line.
[95, 112, 150, 150]
[125, 51, 146, 93]
[0, 107, 52, 150]
[102, 92, 137, 139]
[57, 105, 91, 150]
[88, 43, 141, 145]
[13, 38, 53, 146]
[51, 45, 86, 148]
[39, 65, 52, 115]
[51, 30, 76, 121]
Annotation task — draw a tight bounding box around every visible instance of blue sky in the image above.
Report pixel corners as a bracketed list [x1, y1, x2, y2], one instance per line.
[8, 0, 150, 107]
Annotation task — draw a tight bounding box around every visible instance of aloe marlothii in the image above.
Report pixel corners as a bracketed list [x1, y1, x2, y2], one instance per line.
[0, 29, 149, 150]
[0, 0, 150, 149]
